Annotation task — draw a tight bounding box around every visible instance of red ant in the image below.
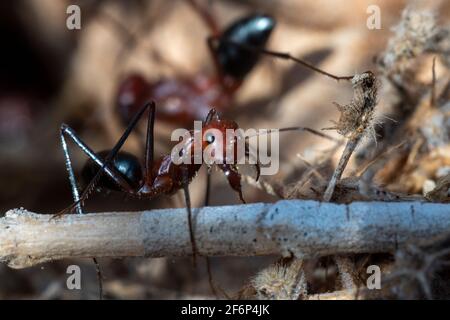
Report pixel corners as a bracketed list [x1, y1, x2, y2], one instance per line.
[59, 101, 257, 266]
[59, 100, 260, 298]
[58, 2, 356, 297]
[58, 98, 339, 298]
[115, 0, 276, 127]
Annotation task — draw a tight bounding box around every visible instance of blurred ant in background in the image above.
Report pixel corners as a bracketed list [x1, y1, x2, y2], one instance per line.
[114, 0, 354, 129]
[115, 0, 276, 127]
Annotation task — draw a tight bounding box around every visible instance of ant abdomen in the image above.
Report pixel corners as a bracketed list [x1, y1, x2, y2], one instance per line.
[216, 14, 276, 79]
[81, 150, 143, 192]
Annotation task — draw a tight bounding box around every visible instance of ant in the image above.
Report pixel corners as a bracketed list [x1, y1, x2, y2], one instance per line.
[58, 99, 338, 298]
[59, 101, 254, 282]
[57, 2, 359, 298]
[115, 0, 276, 127]
[114, 0, 355, 131]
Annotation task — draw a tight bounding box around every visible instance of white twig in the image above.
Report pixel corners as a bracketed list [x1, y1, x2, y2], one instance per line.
[1, 200, 450, 269]
[323, 138, 360, 202]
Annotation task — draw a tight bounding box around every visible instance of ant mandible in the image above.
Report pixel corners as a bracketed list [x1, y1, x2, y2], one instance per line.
[116, 0, 276, 127]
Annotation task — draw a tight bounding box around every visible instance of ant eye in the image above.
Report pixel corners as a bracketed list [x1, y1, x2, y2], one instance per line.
[206, 133, 215, 144]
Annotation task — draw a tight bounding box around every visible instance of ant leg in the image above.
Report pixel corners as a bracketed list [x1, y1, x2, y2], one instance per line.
[182, 167, 198, 268]
[204, 166, 212, 206]
[92, 257, 104, 300]
[60, 125, 135, 196]
[144, 102, 156, 181]
[60, 128, 83, 215]
[186, 0, 220, 36]
[217, 39, 354, 81]
[57, 126, 134, 217]
[245, 141, 261, 182]
[58, 103, 154, 296]
[59, 131, 104, 299]
[58, 102, 154, 215]
[246, 127, 342, 143]
[203, 168, 216, 296]
[219, 164, 246, 203]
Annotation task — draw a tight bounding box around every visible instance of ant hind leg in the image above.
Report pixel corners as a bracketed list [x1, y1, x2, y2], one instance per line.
[59, 128, 105, 300]
[58, 102, 154, 216]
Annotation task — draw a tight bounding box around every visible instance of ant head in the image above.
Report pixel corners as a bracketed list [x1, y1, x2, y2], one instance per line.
[203, 108, 239, 135]
[81, 150, 143, 192]
[201, 108, 240, 164]
[216, 14, 276, 80]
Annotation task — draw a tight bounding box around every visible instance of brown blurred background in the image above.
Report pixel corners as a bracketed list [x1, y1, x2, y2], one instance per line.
[0, 0, 448, 299]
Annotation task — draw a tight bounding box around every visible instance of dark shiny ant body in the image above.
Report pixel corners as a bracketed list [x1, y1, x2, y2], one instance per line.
[116, 1, 276, 126]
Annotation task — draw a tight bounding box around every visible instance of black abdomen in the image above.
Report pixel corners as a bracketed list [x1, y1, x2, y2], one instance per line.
[217, 14, 276, 79]
[81, 150, 143, 192]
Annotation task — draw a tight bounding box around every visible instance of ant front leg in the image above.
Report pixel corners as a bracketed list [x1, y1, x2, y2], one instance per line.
[217, 141, 260, 204]
[186, 0, 220, 36]
[218, 164, 246, 203]
[204, 166, 212, 206]
[181, 166, 198, 268]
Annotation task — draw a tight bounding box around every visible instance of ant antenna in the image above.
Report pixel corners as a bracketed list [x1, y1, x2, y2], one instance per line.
[217, 39, 354, 81]
[246, 126, 343, 143]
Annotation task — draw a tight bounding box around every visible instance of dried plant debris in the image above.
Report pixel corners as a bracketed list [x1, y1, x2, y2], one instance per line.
[323, 71, 379, 202]
[384, 81, 450, 195]
[379, 7, 450, 76]
[237, 258, 307, 300]
[386, 233, 450, 299]
[239, 6, 450, 299]
[425, 173, 450, 202]
[325, 72, 379, 141]
[376, 6, 450, 132]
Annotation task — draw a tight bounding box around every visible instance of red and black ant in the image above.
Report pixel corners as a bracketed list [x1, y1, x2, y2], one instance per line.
[58, 97, 340, 298]
[115, 0, 276, 127]
[59, 101, 256, 273]
[58, 1, 357, 298]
